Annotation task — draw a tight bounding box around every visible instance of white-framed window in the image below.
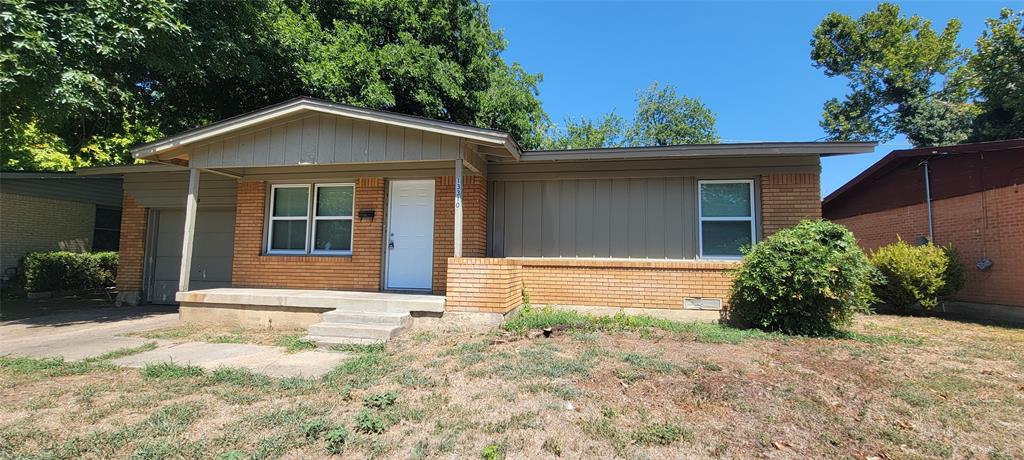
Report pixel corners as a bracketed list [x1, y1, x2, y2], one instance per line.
[698, 179, 755, 259]
[267, 183, 354, 255]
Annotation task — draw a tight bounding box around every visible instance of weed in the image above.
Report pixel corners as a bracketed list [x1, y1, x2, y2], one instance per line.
[485, 411, 539, 433]
[541, 437, 563, 456]
[141, 362, 205, 380]
[141, 402, 202, 436]
[303, 418, 330, 440]
[613, 367, 648, 383]
[96, 342, 158, 360]
[354, 408, 388, 434]
[208, 367, 273, 389]
[631, 422, 691, 445]
[324, 426, 349, 454]
[620, 352, 678, 373]
[363, 391, 399, 409]
[274, 334, 318, 353]
[481, 442, 505, 460]
[395, 368, 438, 388]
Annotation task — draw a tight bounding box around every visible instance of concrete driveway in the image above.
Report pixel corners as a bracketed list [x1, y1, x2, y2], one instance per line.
[0, 306, 349, 378]
[0, 306, 179, 361]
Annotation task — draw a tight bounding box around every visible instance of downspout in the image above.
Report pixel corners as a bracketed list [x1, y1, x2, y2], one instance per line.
[921, 159, 935, 243]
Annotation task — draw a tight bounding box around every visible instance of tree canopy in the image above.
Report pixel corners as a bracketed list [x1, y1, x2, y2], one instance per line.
[811, 3, 1024, 147]
[1, 0, 547, 170]
[542, 82, 718, 149]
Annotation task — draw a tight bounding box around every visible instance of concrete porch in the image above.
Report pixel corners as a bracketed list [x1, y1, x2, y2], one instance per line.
[176, 288, 446, 344]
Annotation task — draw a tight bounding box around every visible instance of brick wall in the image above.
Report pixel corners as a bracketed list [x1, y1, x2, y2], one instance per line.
[834, 184, 1024, 307]
[761, 173, 821, 236]
[445, 257, 523, 313]
[0, 192, 96, 271]
[114, 193, 148, 305]
[432, 176, 487, 294]
[231, 178, 385, 290]
[446, 257, 738, 313]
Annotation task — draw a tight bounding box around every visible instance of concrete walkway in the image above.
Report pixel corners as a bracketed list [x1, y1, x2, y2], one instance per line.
[113, 342, 348, 378]
[0, 307, 349, 378]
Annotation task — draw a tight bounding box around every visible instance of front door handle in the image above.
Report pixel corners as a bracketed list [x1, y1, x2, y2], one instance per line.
[388, 240, 395, 250]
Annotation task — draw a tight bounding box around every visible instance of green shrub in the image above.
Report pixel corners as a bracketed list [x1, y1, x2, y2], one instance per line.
[870, 240, 965, 310]
[729, 220, 881, 336]
[323, 426, 349, 454]
[21, 251, 118, 293]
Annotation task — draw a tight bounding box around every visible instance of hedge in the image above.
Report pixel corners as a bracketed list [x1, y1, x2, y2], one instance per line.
[870, 240, 966, 310]
[22, 251, 118, 293]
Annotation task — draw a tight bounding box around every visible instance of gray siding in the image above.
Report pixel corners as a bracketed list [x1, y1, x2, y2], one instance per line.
[187, 113, 463, 168]
[489, 177, 700, 259]
[0, 175, 122, 208]
[124, 172, 237, 209]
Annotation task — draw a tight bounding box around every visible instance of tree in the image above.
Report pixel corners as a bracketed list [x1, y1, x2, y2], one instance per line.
[1, 0, 548, 170]
[811, 3, 976, 146]
[542, 113, 626, 150]
[969, 8, 1024, 141]
[626, 82, 718, 145]
[542, 82, 717, 149]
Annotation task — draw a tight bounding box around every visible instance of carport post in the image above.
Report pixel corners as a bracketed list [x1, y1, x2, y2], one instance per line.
[454, 158, 463, 257]
[178, 168, 200, 293]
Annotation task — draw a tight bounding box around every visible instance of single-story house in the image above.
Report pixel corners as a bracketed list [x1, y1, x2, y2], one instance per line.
[0, 172, 123, 280]
[823, 139, 1023, 320]
[78, 97, 875, 343]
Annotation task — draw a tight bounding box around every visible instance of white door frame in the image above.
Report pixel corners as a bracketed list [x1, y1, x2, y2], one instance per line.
[384, 179, 436, 291]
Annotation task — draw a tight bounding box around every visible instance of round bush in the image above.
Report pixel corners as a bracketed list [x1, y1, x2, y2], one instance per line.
[870, 240, 965, 310]
[729, 220, 880, 336]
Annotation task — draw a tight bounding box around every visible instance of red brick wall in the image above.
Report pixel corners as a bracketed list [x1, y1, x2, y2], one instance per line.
[761, 173, 821, 236]
[116, 193, 148, 292]
[231, 178, 385, 290]
[446, 257, 738, 313]
[445, 257, 523, 313]
[834, 184, 1023, 307]
[432, 176, 487, 294]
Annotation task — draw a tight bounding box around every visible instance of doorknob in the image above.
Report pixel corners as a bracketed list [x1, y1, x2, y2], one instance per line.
[388, 239, 395, 250]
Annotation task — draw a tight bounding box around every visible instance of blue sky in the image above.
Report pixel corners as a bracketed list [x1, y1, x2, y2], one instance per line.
[487, 1, 1019, 196]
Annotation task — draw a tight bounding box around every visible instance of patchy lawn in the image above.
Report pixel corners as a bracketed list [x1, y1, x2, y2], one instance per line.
[2, 309, 1022, 459]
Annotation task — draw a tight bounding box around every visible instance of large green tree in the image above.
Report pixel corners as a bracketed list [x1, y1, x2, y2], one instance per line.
[811, 3, 976, 147]
[542, 82, 717, 149]
[1, 0, 547, 171]
[969, 8, 1024, 141]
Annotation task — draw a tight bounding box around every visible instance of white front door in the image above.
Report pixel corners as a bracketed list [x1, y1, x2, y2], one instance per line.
[385, 180, 435, 290]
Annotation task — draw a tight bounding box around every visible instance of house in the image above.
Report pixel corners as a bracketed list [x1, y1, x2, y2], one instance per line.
[823, 139, 1024, 320]
[0, 172, 123, 280]
[77, 97, 875, 343]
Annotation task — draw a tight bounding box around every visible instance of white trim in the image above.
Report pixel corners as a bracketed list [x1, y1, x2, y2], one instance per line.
[267, 184, 311, 255]
[697, 179, 756, 260]
[310, 183, 355, 256]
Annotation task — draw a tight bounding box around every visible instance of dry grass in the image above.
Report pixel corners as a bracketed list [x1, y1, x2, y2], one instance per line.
[2, 313, 1022, 459]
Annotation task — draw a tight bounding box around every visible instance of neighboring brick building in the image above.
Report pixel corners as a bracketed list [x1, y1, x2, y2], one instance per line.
[823, 139, 1024, 314]
[0, 172, 123, 278]
[81, 97, 875, 330]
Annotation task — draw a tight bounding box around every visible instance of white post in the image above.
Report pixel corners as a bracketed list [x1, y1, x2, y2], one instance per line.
[454, 159, 463, 257]
[179, 168, 200, 293]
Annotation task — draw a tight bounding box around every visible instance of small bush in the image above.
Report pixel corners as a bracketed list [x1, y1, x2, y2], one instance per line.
[21, 251, 117, 293]
[729, 220, 881, 337]
[362, 391, 399, 409]
[870, 240, 966, 310]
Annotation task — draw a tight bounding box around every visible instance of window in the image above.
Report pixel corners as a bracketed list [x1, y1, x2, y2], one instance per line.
[92, 207, 121, 251]
[267, 183, 354, 255]
[698, 180, 755, 259]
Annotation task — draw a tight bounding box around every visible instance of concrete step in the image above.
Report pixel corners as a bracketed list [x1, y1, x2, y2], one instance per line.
[304, 335, 384, 347]
[307, 321, 410, 342]
[321, 310, 411, 326]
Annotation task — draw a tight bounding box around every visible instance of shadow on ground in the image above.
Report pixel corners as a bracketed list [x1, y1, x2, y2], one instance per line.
[1, 292, 177, 327]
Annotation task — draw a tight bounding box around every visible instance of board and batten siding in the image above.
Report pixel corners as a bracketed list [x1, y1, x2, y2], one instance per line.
[489, 178, 711, 259]
[123, 172, 237, 209]
[186, 113, 463, 168]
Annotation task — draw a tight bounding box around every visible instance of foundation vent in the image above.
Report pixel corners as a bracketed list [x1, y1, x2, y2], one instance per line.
[683, 298, 722, 311]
